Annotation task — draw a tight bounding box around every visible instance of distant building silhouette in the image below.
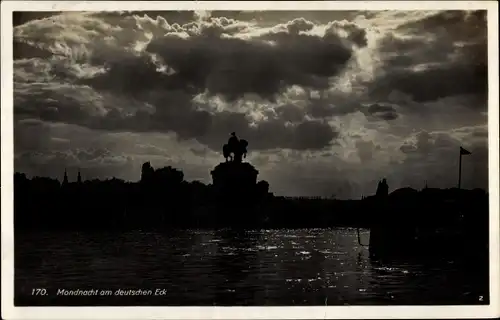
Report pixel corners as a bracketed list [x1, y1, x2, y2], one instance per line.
[141, 162, 155, 184]
[77, 170, 82, 184]
[375, 178, 388, 198]
[62, 169, 68, 186]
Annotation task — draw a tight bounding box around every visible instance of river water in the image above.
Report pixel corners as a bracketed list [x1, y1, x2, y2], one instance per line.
[14, 228, 489, 306]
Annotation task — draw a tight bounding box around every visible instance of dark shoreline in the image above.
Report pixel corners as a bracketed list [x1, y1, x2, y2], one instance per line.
[14, 160, 489, 232]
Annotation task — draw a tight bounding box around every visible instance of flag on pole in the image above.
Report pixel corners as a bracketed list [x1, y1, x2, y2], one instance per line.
[458, 147, 471, 189]
[460, 146, 472, 155]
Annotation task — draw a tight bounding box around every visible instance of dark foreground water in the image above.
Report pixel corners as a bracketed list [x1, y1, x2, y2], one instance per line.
[15, 228, 489, 306]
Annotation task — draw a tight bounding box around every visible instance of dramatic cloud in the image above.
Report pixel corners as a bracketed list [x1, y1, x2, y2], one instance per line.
[12, 10, 489, 197]
[364, 103, 399, 121]
[369, 10, 487, 105]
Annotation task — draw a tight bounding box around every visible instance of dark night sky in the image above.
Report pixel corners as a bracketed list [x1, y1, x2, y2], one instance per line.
[13, 10, 488, 198]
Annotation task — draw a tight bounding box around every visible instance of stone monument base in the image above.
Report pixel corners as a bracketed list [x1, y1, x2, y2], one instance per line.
[211, 161, 259, 200]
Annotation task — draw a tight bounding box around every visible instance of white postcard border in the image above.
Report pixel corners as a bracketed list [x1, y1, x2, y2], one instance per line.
[2, 1, 499, 319]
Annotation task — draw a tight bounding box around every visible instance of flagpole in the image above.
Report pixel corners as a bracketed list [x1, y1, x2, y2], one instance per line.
[458, 150, 462, 190]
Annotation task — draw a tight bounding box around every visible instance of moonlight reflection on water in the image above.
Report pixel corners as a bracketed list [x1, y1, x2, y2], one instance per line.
[15, 228, 488, 306]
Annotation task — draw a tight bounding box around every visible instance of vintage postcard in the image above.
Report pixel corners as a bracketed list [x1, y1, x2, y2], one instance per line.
[1, 1, 499, 319]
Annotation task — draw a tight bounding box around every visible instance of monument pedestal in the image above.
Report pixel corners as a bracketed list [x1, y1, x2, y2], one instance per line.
[209, 133, 270, 227]
[211, 162, 259, 200]
[210, 162, 262, 227]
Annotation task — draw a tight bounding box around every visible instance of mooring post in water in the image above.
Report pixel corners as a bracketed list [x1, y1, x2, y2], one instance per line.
[357, 227, 369, 247]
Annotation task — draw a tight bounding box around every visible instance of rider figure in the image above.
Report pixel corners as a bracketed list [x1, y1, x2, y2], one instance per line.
[228, 132, 239, 149]
[228, 132, 243, 163]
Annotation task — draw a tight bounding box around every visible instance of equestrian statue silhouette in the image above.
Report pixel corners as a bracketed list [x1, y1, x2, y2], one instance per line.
[223, 132, 248, 163]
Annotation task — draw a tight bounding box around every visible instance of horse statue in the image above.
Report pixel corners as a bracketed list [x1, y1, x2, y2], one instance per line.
[223, 144, 232, 162]
[222, 132, 248, 163]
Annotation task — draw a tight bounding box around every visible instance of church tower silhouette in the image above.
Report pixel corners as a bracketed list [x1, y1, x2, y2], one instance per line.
[62, 169, 68, 186]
